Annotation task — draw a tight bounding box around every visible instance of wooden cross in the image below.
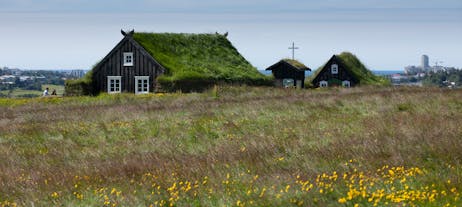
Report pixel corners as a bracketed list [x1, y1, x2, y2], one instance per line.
[288, 42, 299, 60]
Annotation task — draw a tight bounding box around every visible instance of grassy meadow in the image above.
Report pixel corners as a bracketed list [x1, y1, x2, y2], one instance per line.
[0, 84, 64, 98]
[0, 86, 461, 206]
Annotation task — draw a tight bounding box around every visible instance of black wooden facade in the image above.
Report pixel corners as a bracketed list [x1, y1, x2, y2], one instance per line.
[91, 30, 165, 94]
[265, 59, 311, 88]
[311, 55, 359, 88]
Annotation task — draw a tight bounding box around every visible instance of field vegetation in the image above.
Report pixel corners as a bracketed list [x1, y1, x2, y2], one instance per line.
[0, 86, 461, 206]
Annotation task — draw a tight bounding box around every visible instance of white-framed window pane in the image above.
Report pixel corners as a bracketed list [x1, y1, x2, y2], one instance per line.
[107, 76, 122, 93]
[123, 52, 134, 66]
[135, 76, 149, 94]
[331, 64, 338, 74]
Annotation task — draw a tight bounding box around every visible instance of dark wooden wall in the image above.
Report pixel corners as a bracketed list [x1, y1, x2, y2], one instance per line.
[92, 37, 164, 93]
[270, 62, 306, 87]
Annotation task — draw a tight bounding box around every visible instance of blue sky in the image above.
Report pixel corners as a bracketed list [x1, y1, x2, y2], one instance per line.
[0, 0, 461, 70]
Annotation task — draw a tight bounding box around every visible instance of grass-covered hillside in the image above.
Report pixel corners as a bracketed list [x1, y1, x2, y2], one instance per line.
[133, 33, 270, 86]
[0, 87, 461, 206]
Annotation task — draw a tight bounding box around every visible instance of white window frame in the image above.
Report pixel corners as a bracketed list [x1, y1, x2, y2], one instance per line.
[107, 76, 122, 93]
[135, 76, 149, 94]
[320, 80, 328, 88]
[331, 64, 338, 74]
[342, 80, 351, 88]
[123, 52, 134, 66]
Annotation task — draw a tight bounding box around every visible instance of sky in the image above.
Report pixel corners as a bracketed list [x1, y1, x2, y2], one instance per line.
[0, 0, 461, 70]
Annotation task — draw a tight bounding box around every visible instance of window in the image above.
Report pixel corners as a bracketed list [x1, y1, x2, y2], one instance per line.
[331, 64, 338, 74]
[107, 76, 122, 93]
[342, 80, 351, 88]
[283, 79, 294, 88]
[123, 52, 134, 66]
[320, 80, 328, 87]
[135, 76, 149, 94]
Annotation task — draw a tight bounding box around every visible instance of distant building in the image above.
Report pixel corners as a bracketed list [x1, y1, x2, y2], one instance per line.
[432, 66, 444, 73]
[404, 55, 446, 74]
[404, 65, 422, 75]
[69, 70, 86, 78]
[421, 55, 429, 72]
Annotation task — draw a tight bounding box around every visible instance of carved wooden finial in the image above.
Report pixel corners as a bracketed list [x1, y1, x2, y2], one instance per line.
[121, 29, 135, 36]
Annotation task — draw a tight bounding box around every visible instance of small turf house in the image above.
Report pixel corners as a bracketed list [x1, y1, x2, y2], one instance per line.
[311, 52, 389, 88]
[265, 59, 311, 88]
[311, 55, 359, 88]
[88, 30, 268, 94]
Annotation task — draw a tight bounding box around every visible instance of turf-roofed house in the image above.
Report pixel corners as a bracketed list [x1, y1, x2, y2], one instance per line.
[67, 30, 270, 95]
[311, 52, 389, 88]
[265, 59, 311, 88]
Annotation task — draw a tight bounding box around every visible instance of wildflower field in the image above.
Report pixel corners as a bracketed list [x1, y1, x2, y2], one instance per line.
[0, 86, 461, 206]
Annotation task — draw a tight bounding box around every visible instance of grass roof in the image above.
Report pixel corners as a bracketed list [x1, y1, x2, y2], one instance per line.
[311, 52, 390, 86]
[282, 59, 310, 71]
[132, 33, 267, 82]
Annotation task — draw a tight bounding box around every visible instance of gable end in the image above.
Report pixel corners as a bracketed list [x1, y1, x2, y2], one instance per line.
[311, 55, 359, 87]
[91, 34, 166, 93]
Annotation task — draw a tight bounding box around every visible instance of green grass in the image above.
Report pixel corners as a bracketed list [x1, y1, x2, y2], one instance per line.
[0, 86, 461, 206]
[0, 88, 42, 97]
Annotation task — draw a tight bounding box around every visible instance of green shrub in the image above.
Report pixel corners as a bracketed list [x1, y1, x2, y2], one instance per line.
[397, 102, 413, 112]
[157, 74, 273, 92]
[64, 71, 96, 96]
[157, 73, 216, 92]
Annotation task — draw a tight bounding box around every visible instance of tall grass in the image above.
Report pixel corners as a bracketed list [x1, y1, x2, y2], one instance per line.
[0, 86, 461, 206]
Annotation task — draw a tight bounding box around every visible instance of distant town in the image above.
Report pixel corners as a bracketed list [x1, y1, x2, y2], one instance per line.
[390, 55, 461, 88]
[0, 67, 87, 97]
